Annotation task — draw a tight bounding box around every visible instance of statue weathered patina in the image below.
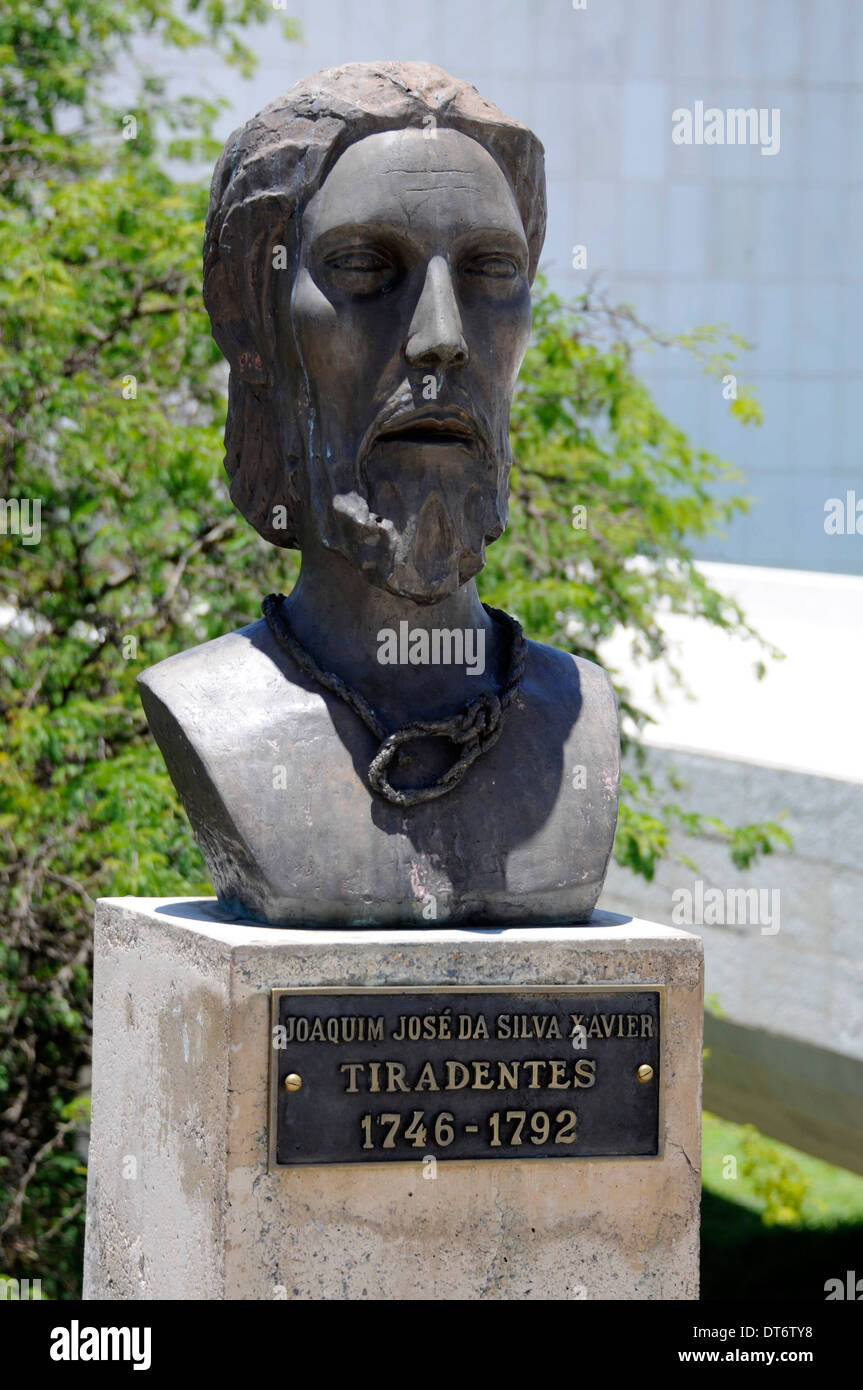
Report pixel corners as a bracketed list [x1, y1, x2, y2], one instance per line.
[138, 61, 619, 926]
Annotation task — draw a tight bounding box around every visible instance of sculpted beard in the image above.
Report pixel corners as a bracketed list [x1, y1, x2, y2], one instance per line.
[297, 383, 511, 604]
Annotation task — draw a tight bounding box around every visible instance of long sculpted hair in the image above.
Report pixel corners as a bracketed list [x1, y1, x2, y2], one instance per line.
[203, 60, 547, 549]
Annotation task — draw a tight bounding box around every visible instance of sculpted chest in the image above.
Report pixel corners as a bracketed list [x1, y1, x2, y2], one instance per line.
[138, 620, 619, 926]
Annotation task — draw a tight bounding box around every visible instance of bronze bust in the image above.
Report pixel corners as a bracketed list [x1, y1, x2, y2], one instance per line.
[138, 61, 619, 927]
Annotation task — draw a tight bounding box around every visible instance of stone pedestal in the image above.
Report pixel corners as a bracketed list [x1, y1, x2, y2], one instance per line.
[83, 898, 703, 1301]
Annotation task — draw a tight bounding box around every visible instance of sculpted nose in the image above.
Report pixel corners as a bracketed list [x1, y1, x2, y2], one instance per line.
[405, 256, 469, 370]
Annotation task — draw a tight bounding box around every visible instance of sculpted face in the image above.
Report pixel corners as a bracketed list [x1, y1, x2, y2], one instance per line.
[282, 127, 532, 603]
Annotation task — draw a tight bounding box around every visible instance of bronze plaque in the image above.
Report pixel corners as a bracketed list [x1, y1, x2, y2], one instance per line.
[269, 986, 661, 1167]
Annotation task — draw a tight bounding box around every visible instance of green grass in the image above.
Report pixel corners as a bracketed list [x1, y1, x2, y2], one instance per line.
[703, 1113, 863, 1226]
[701, 1113, 863, 1300]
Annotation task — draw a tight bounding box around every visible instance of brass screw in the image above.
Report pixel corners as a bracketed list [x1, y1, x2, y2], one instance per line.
[636, 1064, 654, 1084]
[284, 1072, 303, 1092]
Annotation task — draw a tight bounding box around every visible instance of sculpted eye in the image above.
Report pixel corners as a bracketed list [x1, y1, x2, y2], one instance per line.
[325, 250, 393, 274]
[462, 254, 519, 279]
[320, 247, 398, 295]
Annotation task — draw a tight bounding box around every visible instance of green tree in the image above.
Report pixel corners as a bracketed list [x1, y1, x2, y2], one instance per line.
[495, 285, 789, 880]
[0, 1, 788, 1297]
[0, 0, 297, 1298]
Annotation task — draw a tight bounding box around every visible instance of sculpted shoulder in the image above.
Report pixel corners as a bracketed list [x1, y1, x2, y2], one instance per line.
[137, 618, 322, 737]
[520, 635, 617, 721]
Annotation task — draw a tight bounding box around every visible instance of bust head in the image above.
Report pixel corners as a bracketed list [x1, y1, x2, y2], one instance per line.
[203, 61, 546, 603]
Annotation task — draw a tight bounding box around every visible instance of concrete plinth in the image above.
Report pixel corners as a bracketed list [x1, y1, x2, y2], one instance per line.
[83, 898, 703, 1301]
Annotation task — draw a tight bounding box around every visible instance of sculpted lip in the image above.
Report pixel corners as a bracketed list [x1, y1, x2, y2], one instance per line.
[372, 406, 479, 450]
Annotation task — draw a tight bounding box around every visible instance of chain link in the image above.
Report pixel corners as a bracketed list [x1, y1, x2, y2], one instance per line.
[262, 593, 526, 806]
